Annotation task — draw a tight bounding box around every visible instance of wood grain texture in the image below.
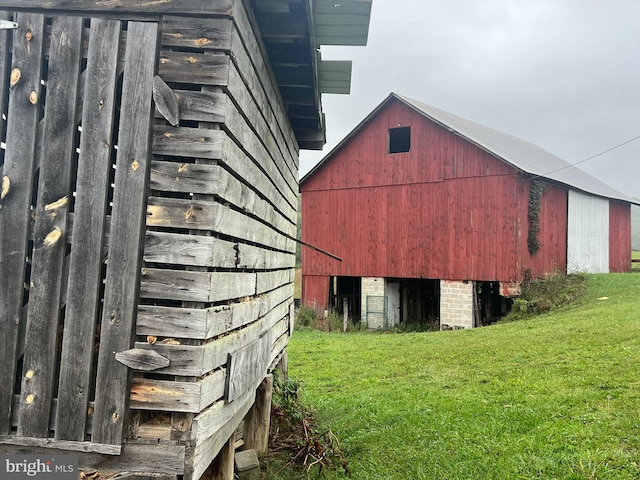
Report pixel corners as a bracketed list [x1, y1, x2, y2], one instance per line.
[161, 15, 232, 50]
[0, 441, 185, 475]
[130, 368, 225, 413]
[115, 349, 170, 372]
[19, 14, 84, 439]
[225, 333, 271, 403]
[92, 21, 159, 446]
[133, 300, 290, 376]
[0, 11, 10, 146]
[158, 51, 229, 86]
[190, 389, 254, 480]
[0, 0, 234, 15]
[56, 17, 121, 442]
[0, 12, 45, 436]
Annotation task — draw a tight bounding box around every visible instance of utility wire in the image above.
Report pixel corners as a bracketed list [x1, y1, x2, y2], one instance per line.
[530, 133, 640, 180]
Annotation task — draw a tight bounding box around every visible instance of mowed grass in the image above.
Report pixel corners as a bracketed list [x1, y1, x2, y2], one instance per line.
[282, 274, 640, 479]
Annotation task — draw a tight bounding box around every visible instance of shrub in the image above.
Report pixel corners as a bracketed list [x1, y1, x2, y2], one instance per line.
[501, 272, 587, 322]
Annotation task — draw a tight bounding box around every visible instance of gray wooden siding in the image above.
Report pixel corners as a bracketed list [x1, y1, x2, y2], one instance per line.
[0, 1, 297, 478]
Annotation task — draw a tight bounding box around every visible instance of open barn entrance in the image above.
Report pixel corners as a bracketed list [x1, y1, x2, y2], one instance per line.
[330, 276, 362, 322]
[477, 281, 514, 326]
[394, 278, 440, 330]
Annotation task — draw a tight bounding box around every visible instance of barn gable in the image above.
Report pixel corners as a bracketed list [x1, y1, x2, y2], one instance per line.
[300, 93, 634, 329]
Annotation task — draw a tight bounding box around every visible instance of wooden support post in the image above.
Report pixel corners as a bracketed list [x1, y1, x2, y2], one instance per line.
[243, 374, 273, 456]
[343, 297, 348, 332]
[210, 435, 235, 480]
[276, 350, 288, 383]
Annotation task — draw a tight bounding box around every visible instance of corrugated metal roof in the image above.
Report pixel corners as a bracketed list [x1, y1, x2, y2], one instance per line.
[395, 94, 635, 204]
[302, 92, 636, 204]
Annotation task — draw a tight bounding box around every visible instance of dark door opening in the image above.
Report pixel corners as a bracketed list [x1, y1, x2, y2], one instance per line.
[330, 276, 361, 322]
[397, 278, 440, 330]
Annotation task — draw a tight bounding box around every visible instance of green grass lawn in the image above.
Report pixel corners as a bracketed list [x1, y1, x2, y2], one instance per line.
[275, 273, 640, 479]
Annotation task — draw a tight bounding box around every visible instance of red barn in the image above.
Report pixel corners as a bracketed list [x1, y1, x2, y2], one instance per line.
[300, 93, 635, 329]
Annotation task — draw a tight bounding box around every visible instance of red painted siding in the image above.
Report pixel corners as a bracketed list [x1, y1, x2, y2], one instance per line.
[609, 202, 632, 272]
[301, 99, 571, 308]
[301, 275, 330, 314]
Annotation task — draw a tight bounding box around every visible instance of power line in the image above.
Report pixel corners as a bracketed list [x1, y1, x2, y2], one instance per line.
[531, 133, 640, 180]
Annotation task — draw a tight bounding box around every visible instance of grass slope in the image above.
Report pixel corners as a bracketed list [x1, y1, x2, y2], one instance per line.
[283, 274, 640, 479]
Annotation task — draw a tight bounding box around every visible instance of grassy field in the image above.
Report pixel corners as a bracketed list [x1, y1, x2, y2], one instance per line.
[272, 273, 640, 479]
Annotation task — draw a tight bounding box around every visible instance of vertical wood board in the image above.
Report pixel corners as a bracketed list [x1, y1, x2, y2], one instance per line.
[19, 14, 84, 439]
[92, 21, 159, 446]
[0, 12, 45, 436]
[56, 18, 121, 442]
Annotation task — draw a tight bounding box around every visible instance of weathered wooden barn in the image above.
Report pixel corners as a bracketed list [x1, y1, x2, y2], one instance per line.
[300, 93, 636, 329]
[0, 1, 371, 479]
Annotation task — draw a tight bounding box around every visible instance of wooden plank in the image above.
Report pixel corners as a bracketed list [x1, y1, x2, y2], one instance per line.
[137, 279, 292, 340]
[0, 436, 121, 455]
[153, 75, 179, 126]
[92, 21, 159, 446]
[154, 89, 226, 124]
[56, 17, 121, 442]
[12, 396, 94, 435]
[0, 442, 185, 475]
[237, 243, 295, 269]
[158, 51, 229, 86]
[137, 305, 212, 339]
[134, 299, 291, 376]
[190, 389, 254, 480]
[242, 374, 273, 455]
[0, 11, 10, 146]
[150, 159, 295, 237]
[143, 231, 237, 268]
[147, 197, 294, 251]
[226, 49, 297, 199]
[256, 269, 294, 294]
[224, 71, 297, 209]
[140, 268, 212, 303]
[19, 15, 84, 439]
[0, 0, 234, 15]
[115, 349, 170, 372]
[210, 272, 257, 302]
[162, 15, 232, 50]
[219, 133, 296, 223]
[0, 13, 45, 437]
[225, 333, 271, 403]
[229, 2, 299, 162]
[130, 368, 225, 413]
[153, 125, 224, 159]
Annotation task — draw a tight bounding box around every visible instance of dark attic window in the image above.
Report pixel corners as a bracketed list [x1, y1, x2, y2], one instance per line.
[388, 126, 411, 153]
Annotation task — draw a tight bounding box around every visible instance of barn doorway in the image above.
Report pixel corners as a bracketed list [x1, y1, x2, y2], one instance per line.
[330, 276, 362, 322]
[395, 278, 440, 330]
[476, 281, 513, 325]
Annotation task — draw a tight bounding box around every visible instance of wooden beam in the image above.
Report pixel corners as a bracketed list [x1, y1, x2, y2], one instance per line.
[56, 17, 121, 443]
[0, 0, 235, 15]
[0, 12, 45, 436]
[242, 374, 273, 456]
[92, 20, 159, 446]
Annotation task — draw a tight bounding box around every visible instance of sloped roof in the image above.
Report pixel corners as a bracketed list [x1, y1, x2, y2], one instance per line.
[302, 92, 636, 204]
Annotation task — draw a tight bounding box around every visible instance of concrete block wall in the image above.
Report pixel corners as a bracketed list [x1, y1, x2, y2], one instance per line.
[361, 277, 385, 329]
[440, 280, 474, 329]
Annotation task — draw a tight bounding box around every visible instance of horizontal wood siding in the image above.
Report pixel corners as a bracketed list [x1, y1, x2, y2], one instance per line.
[134, 2, 296, 478]
[0, 1, 298, 478]
[609, 201, 631, 273]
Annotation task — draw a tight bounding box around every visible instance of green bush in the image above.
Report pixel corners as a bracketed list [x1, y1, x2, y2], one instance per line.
[502, 271, 587, 322]
[296, 305, 317, 328]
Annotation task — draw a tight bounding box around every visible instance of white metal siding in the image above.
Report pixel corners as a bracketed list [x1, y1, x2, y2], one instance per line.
[567, 190, 609, 273]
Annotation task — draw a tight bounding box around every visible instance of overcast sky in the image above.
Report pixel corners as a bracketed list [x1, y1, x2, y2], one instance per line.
[300, 0, 640, 199]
